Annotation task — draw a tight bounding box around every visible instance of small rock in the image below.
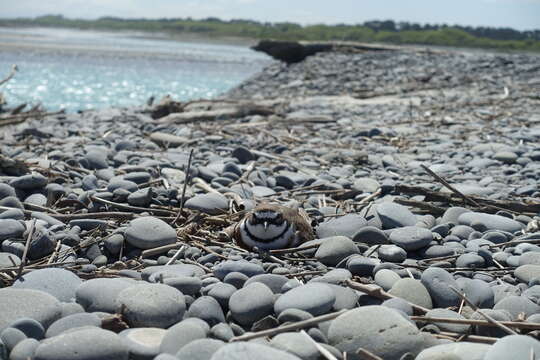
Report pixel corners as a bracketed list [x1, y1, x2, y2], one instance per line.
[124, 216, 177, 250]
[274, 283, 336, 316]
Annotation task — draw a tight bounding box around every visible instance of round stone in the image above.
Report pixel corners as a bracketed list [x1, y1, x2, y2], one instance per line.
[315, 214, 367, 239]
[274, 283, 336, 316]
[163, 275, 202, 296]
[484, 335, 540, 360]
[377, 244, 407, 262]
[12, 268, 82, 302]
[374, 269, 401, 291]
[328, 306, 432, 359]
[388, 278, 433, 309]
[0, 289, 61, 332]
[124, 216, 177, 250]
[159, 320, 208, 355]
[213, 260, 265, 280]
[0, 252, 21, 268]
[458, 212, 523, 233]
[186, 296, 225, 326]
[9, 338, 40, 360]
[455, 253, 485, 268]
[45, 313, 101, 338]
[0, 219, 25, 241]
[184, 193, 229, 215]
[352, 226, 389, 245]
[176, 339, 225, 360]
[515, 264, 540, 284]
[423, 309, 470, 333]
[416, 342, 490, 360]
[243, 274, 289, 294]
[119, 328, 166, 360]
[376, 203, 417, 229]
[389, 226, 433, 251]
[420, 267, 461, 308]
[315, 236, 360, 266]
[76, 278, 134, 313]
[347, 256, 379, 277]
[116, 283, 186, 328]
[229, 283, 274, 326]
[210, 342, 302, 360]
[33, 328, 128, 360]
[9, 173, 48, 190]
[493, 295, 540, 319]
[270, 332, 320, 360]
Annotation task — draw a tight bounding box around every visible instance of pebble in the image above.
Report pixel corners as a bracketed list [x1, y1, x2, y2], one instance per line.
[274, 283, 336, 316]
[484, 335, 540, 360]
[328, 306, 434, 359]
[33, 328, 128, 360]
[388, 226, 433, 251]
[214, 260, 265, 280]
[314, 236, 359, 266]
[458, 212, 523, 233]
[376, 202, 417, 229]
[119, 327, 166, 360]
[315, 214, 367, 238]
[377, 244, 407, 262]
[243, 274, 289, 294]
[76, 278, 134, 312]
[9, 338, 40, 360]
[229, 282, 274, 326]
[515, 264, 540, 284]
[374, 269, 401, 291]
[493, 295, 540, 319]
[124, 216, 177, 249]
[210, 342, 302, 360]
[45, 313, 101, 338]
[184, 193, 229, 215]
[12, 268, 82, 302]
[0, 219, 25, 241]
[9, 173, 47, 190]
[416, 342, 491, 360]
[352, 226, 389, 245]
[270, 332, 320, 360]
[159, 320, 208, 355]
[186, 296, 226, 326]
[388, 278, 433, 309]
[116, 283, 186, 328]
[0, 289, 61, 332]
[176, 338, 225, 360]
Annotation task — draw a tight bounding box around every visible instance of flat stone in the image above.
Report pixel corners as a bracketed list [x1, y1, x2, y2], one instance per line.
[347, 256, 379, 277]
[352, 226, 389, 245]
[416, 342, 491, 360]
[274, 283, 336, 316]
[424, 309, 470, 333]
[176, 338, 225, 360]
[213, 260, 265, 280]
[159, 320, 208, 355]
[270, 332, 320, 360]
[186, 296, 226, 327]
[493, 295, 540, 319]
[76, 278, 134, 313]
[210, 342, 302, 360]
[376, 202, 417, 229]
[388, 278, 433, 309]
[374, 269, 401, 291]
[33, 328, 128, 360]
[163, 275, 202, 296]
[119, 327, 166, 360]
[243, 274, 289, 294]
[315, 214, 367, 238]
[229, 283, 274, 326]
[124, 216, 177, 249]
[515, 264, 540, 283]
[0, 219, 25, 240]
[484, 335, 540, 360]
[315, 236, 359, 266]
[184, 193, 229, 215]
[389, 226, 433, 251]
[9, 173, 48, 190]
[458, 212, 523, 233]
[116, 283, 186, 328]
[377, 244, 407, 262]
[45, 313, 101, 338]
[12, 268, 82, 302]
[328, 306, 433, 359]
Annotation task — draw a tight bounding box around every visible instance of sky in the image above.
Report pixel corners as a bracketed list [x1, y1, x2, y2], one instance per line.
[2, 0, 539, 30]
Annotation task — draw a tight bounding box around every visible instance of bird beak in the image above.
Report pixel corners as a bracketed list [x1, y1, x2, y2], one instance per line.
[264, 221, 268, 230]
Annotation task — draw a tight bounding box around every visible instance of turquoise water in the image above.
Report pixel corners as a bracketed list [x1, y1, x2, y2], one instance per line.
[0, 27, 270, 111]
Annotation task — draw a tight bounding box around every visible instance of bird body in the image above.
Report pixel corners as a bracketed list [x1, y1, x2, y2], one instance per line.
[231, 203, 314, 251]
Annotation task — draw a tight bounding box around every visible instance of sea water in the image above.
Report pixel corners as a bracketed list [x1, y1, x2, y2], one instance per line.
[0, 27, 270, 112]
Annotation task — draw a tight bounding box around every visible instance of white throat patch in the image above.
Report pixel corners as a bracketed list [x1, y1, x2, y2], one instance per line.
[240, 220, 297, 250]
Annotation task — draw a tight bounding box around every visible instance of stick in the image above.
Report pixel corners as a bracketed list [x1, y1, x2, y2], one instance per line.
[411, 316, 540, 330]
[173, 148, 194, 224]
[345, 280, 430, 314]
[449, 287, 517, 335]
[420, 164, 479, 207]
[0, 64, 17, 86]
[165, 245, 185, 266]
[356, 348, 384, 360]
[300, 330, 338, 360]
[17, 219, 36, 278]
[230, 310, 348, 342]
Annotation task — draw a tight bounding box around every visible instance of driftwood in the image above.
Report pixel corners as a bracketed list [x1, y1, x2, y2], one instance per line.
[158, 104, 274, 124]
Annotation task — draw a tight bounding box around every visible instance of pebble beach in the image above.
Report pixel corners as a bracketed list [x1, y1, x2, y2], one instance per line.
[0, 45, 540, 360]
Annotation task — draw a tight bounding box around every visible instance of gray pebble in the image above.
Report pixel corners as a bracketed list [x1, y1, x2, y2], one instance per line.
[274, 283, 336, 316]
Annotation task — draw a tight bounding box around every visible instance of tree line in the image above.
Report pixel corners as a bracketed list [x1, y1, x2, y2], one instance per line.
[1, 15, 539, 51]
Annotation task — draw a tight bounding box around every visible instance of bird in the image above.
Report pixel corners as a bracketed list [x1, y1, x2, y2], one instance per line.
[229, 203, 315, 251]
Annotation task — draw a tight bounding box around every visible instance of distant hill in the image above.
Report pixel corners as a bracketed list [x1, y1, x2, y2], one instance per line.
[1, 15, 539, 52]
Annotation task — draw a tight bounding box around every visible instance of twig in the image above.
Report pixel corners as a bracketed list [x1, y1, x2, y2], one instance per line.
[449, 286, 517, 335]
[432, 331, 497, 344]
[300, 330, 338, 360]
[411, 316, 540, 330]
[345, 279, 429, 314]
[141, 243, 184, 258]
[0, 64, 17, 86]
[356, 348, 384, 360]
[268, 243, 320, 255]
[173, 148, 194, 224]
[230, 310, 348, 342]
[90, 195, 176, 216]
[165, 245, 185, 266]
[17, 219, 36, 278]
[420, 164, 479, 207]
